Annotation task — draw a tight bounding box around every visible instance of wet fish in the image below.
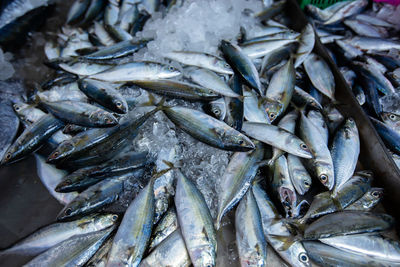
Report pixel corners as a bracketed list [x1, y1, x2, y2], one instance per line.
[242, 121, 312, 159]
[0, 101, 19, 161]
[370, 116, 400, 154]
[37, 82, 88, 103]
[299, 111, 334, 190]
[224, 75, 244, 131]
[186, 68, 240, 98]
[67, 0, 90, 25]
[252, 183, 310, 267]
[89, 62, 181, 82]
[131, 79, 219, 101]
[243, 86, 270, 124]
[272, 155, 297, 217]
[303, 53, 335, 100]
[220, 40, 262, 95]
[381, 112, 400, 135]
[345, 187, 383, 211]
[263, 57, 295, 121]
[235, 189, 268, 267]
[57, 171, 139, 220]
[174, 168, 217, 267]
[140, 230, 190, 267]
[292, 86, 323, 111]
[203, 98, 226, 121]
[148, 207, 178, 251]
[241, 39, 297, 59]
[106, 176, 155, 267]
[165, 51, 233, 75]
[287, 154, 312, 196]
[78, 79, 128, 114]
[294, 23, 315, 68]
[2, 114, 64, 164]
[85, 233, 114, 267]
[344, 36, 400, 52]
[322, 0, 368, 25]
[24, 226, 114, 267]
[55, 151, 152, 192]
[216, 142, 264, 229]
[104, 0, 120, 26]
[162, 106, 254, 151]
[1, 213, 117, 255]
[42, 100, 118, 127]
[331, 118, 360, 194]
[304, 211, 394, 240]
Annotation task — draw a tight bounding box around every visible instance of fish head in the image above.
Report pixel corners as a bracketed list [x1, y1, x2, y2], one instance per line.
[343, 117, 358, 138]
[262, 99, 283, 123]
[47, 140, 75, 163]
[159, 64, 181, 79]
[54, 178, 74, 192]
[297, 251, 311, 267]
[315, 163, 334, 190]
[113, 98, 129, 114]
[227, 133, 255, 151]
[1, 150, 14, 165]
[57, 202, 82, 220]
[90, 213, 119, 229]
[203, 98, 226, 120]
[91, 111, 118, 126]
[12, 102, 30, 115]
[381, 112, 400, 128]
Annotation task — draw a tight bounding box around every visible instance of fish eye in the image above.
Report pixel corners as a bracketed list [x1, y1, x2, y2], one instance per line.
[372, 191, 380, 197]
[348, 118, 354, 123]
[116, 102, 122, 107]
[5, 153, 11, 160]
[300, 143, 308, 150]
[65, 208, 73, 216]
[389, 114, 396, 120]
[52, 151, 59, 157]
[13, 105, 20, 111]
[319, 174, 328, 182]
[224, 63, 230, 68]
[239, 140, 244, 145]
[304, 181, 310, 186]
[214, 109, 220, 115]
[112, 215, 118, 221]
[299, 252, 309, 263]
[269, 113, 276, 119]
[168, 66, 175, 71]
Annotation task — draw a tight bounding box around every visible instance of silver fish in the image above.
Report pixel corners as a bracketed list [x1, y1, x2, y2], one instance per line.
[294, 23, 315, 68]
[149, 207, 178, 251]
[175, 169, 217, 267]
[287, 154, 312, 195]
[243, 86, 270, 124]
[345, 187, 384, 211]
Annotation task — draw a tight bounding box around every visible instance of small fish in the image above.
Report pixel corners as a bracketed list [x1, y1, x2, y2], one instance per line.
[148, 207, 178, 251]
[67, 0, 91, 25]
[304, 211, 394, 240]
[243, 86, 270, 124]
[303, 53, 335, 100]
[140, 230, 191, 267]
[1, 213, 118, 255]
[220, 40, 262, 95]
[163, 106, 254, 152]
[287, 154, 312, 196]
[235, 189, 268, 267]
[331, 118, 360, 195]
[165, 51, 233, 75]
[106, 176, 155, 267]
[85, 233, 114, 267]
[131, 79, 219, 101]
[241, 39, 297, 59]
[216, 142, 264, 229]
[307, 110, 328, 145]
[242, 122, 312, 159]
[381, 112, 400, 135]
[104, 0, 120, 26]
[224, 75, 244, 131]
[89, 62, 181, 82]
[186, 68, 240, 98]
[370, 117, 400, 154]
[2, 114, 64, 164]
[203, 98, 226, 121]
[294, 23, 315, 68]
[322, 0, 368, 25]
[345, 187, 384, 211]
[292, 86, 323, 111]
[42, 100, 118, 127]
[82, 39, 148, 61]
[24, 226, 114, 267]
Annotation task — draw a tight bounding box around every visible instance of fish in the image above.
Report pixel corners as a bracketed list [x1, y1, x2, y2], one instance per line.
[370, 117, 400, 154]
[294, 23, 315, 68]
[381, 112, 400, 135]
[216, 142, 264, 229]
[66, 0, 91, 25]
[164, 51, 233, 75]
[260, 44, 293, 76]
[235, 189, 268, 267]
[2, 114, 64, 164]
[140, 230, 191, 267]
[331, 118, 360, 195]
[80, 0, 106, 25]
[298, 110, 334, 190]
[287, 154, 312, 195]
[131, 79, 219, 101]
[148, 207, 178, 251]
[345, 187, 384, 211]
[162, 106, 254, 151]
[303, 240, 383, 267]
[1, 213, 118, 255]
[89, 62, 181, 82]
[106, 175, 155, 267]
[78, 79, 128, 114]
[255, 0, 286, 22]
[220, 40, 262, 95]
[41, 100, 119, 127]
[303, 211, 394, 240]
[82, 39, 148, 61]
[242, 121, 312, 159]
[303, 53, 335, 100]
[320, 234, 400, 263]
[344, 19, 388, 38]
[224, 75, 244, 131]
[24, 226, 114, 267]
[0, 101, 19, 161]
[263, 57, 295, 121]
[292, 86, 323, 111]
[344, 36, 400, 52]
[57, 171, 139, 220]
[85, 233, 114, 267]
[186, 68, 240, 98]
[241, 39, 297, 60]
[321, 0, 368, 25]
[203, 98, 226, 121]
[252, 183, 310, 267]
[36, 82, 88, 103]
[55, 151, 152, 192]
[243, 86, 270, 124]
[271, 155, 297, 217]
[174, 168, 217, 267]
[104, 0, 120, 26]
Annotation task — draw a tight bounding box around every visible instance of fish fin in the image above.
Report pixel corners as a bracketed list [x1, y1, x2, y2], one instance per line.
[268, 234, 299, 251]
[257, 159, 271, 168]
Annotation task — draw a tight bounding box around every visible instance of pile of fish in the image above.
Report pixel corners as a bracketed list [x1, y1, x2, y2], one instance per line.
[305, 0, 400, 169]
[0, 0, 400, 266]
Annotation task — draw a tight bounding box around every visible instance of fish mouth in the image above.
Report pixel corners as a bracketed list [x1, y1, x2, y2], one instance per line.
[280, 187, 296, 216]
